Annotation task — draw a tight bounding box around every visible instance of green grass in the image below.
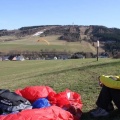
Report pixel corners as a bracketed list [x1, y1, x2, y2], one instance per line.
[0, 35, 104, 53]
[0, 58, 120, 119]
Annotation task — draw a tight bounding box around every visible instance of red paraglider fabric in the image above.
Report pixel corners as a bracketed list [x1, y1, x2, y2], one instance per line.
[48, 89, 83, 120]
[0, 106, 74, 120]
[1, 86, 83, 120]
[15, 86, 56, 103]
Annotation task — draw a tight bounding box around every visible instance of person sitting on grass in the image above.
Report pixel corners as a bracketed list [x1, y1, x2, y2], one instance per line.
[90, 75, 120, 117]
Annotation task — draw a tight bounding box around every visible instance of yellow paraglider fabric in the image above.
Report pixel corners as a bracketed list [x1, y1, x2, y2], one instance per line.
[100, 75, 120, 89]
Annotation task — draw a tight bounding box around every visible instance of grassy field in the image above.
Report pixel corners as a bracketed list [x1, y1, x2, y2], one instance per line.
[0, 58, 120, 120]
[0, 35, 104, 53]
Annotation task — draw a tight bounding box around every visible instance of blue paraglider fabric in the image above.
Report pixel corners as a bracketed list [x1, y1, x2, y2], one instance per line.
[32, 98, 51, 108]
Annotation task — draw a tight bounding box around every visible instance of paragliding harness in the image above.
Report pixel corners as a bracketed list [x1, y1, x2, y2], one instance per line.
[0, 89, 32, 114]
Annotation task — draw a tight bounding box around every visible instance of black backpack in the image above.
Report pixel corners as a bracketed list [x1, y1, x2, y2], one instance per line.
[0, 89, 32, 114]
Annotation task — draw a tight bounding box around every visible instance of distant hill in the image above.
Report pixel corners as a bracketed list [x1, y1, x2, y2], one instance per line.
[0, 25, 120, 52]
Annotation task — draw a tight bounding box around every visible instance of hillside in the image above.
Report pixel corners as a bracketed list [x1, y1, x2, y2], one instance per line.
[0, 35, 103, 55]
[0, 25, 120, 54]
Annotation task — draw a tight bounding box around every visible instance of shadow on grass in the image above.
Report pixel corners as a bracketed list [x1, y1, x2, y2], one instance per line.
[12, 60, 120, 81]
[81, 109, 120, 120]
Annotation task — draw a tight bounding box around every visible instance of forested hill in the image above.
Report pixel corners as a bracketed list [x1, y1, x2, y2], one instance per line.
[0, 25, 120, 52]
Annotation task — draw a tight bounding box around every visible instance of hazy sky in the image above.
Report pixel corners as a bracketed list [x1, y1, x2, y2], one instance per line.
[0, 0, 120, 30]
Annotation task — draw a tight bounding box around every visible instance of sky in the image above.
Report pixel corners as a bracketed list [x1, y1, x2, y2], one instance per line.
[0, 0, 120, 30]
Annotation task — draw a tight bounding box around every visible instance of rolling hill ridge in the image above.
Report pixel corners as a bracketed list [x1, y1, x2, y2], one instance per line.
[0, 25, 120, 54]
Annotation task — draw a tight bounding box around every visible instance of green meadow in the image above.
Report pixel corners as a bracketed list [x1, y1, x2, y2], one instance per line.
[0, 58, 120, 120]
[0, 35, 104, 53]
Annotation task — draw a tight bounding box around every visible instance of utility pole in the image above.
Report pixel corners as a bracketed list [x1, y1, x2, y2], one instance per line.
[97, 40, 99, 61]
